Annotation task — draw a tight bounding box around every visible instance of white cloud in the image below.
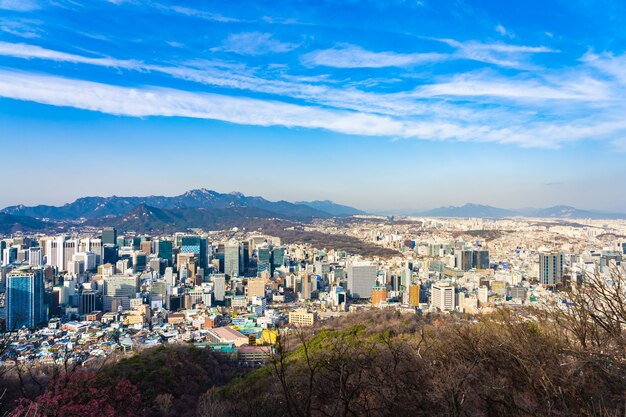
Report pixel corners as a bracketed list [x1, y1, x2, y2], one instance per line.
[1, 42, 626, 150]
[304, 40, 556, 70]
[0, 41, 143, 68]
[0, 0, 39, 11]
[301, 45, 447, 68]
[0, 18, 42, 38]
[495, 24, 514, 38]
[434, 38, 557, 68]
[218, 32, 299, 55]
[155, 4, 246, 23]
[2, 69, 626, 150]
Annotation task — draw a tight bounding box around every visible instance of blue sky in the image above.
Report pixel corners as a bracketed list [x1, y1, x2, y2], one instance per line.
[1, 0, 625, 212]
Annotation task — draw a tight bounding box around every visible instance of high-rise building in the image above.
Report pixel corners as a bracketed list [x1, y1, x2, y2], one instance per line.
[257, 247, 271, 274]
[224, 243, 241, 278]
[102, 228, 117, 246]
[102, 244, 118, 264]
[6, 267, 45, 330]
[371, 286, 388, 305]
[103, 275, 139, 311]
[28, 247, 43, 266]
[212, 274, 226, 302]
[272, 247, 285, 272]
[181, 236, 207, 269]
[539, 252, 564, 286]
[431, 282, 455, 311]
[473, 250, 490, 269]
[79, 291, 98, 315]
[455, 250, 473, 271]
[408, 284, 420, 306]
[158, 240, 173, 266]
[347, 262, 377, 299]
[247, 278, 265, 299]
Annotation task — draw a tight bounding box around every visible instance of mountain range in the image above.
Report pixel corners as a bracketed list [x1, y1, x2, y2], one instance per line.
[417, 203, 626, 219]
[2, 191, 625, 235]
[1, 188, 363, 220]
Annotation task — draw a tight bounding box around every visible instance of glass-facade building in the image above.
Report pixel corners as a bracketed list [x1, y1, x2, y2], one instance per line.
[181, 236, 207, 269]
[6, 268, 45, 330]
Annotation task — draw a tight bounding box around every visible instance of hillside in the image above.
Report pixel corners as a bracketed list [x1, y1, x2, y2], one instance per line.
[0, 213, 51, 235]
[7, 308, 626, 417]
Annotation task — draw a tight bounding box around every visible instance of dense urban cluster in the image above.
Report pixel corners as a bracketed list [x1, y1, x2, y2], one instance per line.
[0, 217, 624, 365]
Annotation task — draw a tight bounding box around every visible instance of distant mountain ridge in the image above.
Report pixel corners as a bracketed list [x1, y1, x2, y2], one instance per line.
[419, 203, 626, 219]
[1, 188, 358, 220]
[296, 200, 366, 216]
[84, 204, 293, 233]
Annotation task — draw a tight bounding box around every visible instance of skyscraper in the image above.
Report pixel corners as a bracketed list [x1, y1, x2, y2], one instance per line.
[257, 246, 271, 275]
[224, 243, 241, 278]
[212, 274, 226, 302]
[181, 236, 207, 269]
[472, 250, 490, 270]
[102, 227, 117, 246]
[539, 252, 564, 286]
[347, 262, 377, 299]
[157, 240, 173, 266]
[272, 247, 285, 272]
[431, 282, 455, 311]
[6, 267, 45, 330]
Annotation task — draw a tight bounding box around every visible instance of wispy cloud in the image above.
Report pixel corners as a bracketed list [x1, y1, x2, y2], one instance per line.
[495, 24, 514, 38]
[0, 18, 42, 38]
[216, 32, 299, 55]
[2, 69, 626, 150]
[304, 39, 556, 70]
[1, 41, 626, 150]
[0, 41, 143, 68]
[301, 45, 446, 68]
[155, 4, 246, 23]
[0, 0, 40, 11]
[434, 38, 557, 68]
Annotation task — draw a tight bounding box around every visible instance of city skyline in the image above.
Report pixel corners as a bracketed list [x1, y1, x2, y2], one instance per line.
[1, 0, 626, 211]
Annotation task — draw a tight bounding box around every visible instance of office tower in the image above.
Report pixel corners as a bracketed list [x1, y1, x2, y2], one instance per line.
[431, 282, 455, 311]
[455, 249, 473, 271]
[133, 251, 147, 272]
[82, 238, 102, 264]
[371, 286, 388, 305]
[212, 274, 226, 302]
[257, 247, 271, 274]
[6, 267, 45, 330]
[272, 247, 285, 273]
[347, 262, 377, 299]
[164, 267, 175, 286]
[103, 275, 139, 311]
[224, 243, 241, 278]
[45, 236, 67, 271]
[102, 227, 117, 246]
[539, 252, 564, 286]
[79, 291, 98, 315]
[116, 236, 125, 247]
[3, 246, 17, 266]
[299, 274, 311, 300]
[140, 241, 152, 255]
[158, 240, 173, 266]
[472, 250, 490, 270]
[247, 278, 265, 299]
[102, 244, 118, 264]
[0, 240, 5, 263]
[242, 241, 250, 270]
[181, 236, 207, 269]
[26, 247, 42, 266]
[409, 284, 420, 306]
